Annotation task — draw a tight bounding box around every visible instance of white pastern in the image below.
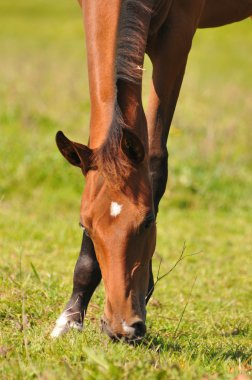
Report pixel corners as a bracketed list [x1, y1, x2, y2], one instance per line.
[51, 313, 69, 338]
[110, 202, 122, 217]
[50, 312, 83, 338]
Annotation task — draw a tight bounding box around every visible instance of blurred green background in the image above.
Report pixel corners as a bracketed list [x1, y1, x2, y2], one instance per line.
[0, 1, 251, 379]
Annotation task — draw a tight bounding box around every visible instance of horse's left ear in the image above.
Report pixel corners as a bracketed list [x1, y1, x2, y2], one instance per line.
[55, 131, 93, 175]
[121, 128, 145, 164]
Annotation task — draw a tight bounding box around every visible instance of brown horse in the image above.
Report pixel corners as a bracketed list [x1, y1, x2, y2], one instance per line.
[51, 0, 252, 341]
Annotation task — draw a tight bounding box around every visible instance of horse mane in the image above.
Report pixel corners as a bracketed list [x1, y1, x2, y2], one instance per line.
[93, 1, 153, 185]
[116, 0, 153, 84]
[93, 102, 134, 186]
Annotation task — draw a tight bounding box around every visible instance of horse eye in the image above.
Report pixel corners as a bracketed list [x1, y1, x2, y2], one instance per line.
[144, 213, 155, 229]
[145, 221, 150, 229]
[79, 222, 90, 237]
[79, 222, 85, 231]
[145, 220, 153, 229]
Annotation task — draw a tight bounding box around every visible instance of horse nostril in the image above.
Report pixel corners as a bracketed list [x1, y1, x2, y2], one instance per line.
[130, 321, 146, 338]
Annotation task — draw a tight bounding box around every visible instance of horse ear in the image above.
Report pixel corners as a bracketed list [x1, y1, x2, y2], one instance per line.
[55, 131, 93, 175]
[121, 128, 145, 164]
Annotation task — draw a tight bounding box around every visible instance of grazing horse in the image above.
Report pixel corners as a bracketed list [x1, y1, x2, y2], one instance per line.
[51, 0, 252, 341]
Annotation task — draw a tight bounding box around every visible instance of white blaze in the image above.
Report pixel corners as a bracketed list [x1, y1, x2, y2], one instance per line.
[110, 202, 122, 217]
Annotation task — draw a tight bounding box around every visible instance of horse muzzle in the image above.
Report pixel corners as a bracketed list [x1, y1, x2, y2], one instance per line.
[101, 317, 146, 342]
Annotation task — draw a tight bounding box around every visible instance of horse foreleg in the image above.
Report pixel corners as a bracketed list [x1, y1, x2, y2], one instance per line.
[147, 1, 204, 215]
[51, 233, 101, 338]
[146, 68, 186, 215]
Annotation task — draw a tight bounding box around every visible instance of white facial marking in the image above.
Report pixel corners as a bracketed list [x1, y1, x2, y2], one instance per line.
[110, 202, 122, 217]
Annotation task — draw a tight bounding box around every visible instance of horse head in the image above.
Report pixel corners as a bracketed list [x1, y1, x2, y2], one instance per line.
[56, 115, 156, 341]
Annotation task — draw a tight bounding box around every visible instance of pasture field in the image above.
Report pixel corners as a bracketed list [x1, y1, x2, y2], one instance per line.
[0, 1, 251, 379]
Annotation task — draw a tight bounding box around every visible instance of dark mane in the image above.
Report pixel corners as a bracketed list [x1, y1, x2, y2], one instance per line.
[93, 102, 133, 185]
[116, 0, 153, 84]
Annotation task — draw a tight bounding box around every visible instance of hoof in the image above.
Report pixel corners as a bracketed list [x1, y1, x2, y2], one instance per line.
[51, 312, 83, 338]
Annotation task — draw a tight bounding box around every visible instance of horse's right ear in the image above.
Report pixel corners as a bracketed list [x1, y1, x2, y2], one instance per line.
[55, 131, 93, 175]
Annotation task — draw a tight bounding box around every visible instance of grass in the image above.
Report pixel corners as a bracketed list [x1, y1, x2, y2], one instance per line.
[0, 1, 251, 379]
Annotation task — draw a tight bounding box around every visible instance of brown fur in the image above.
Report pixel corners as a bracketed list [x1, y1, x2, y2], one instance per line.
[53, 0, 252, 341]
[93, 103, 134, 184]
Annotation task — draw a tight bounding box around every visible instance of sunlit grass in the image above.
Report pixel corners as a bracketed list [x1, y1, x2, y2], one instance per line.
[0, 1, 251, 379]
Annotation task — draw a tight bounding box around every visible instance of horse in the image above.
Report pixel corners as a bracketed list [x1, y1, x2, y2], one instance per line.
[51, 0, 252, 341]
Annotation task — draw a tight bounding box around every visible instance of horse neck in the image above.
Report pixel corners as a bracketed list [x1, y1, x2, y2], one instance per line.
[82, 0, 121, 149]
[115, 0, 153, 149]
[83, 0, 153, 149]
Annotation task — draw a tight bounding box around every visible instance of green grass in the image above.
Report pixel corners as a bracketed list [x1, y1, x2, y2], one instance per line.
[0, 1, 251, 379]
